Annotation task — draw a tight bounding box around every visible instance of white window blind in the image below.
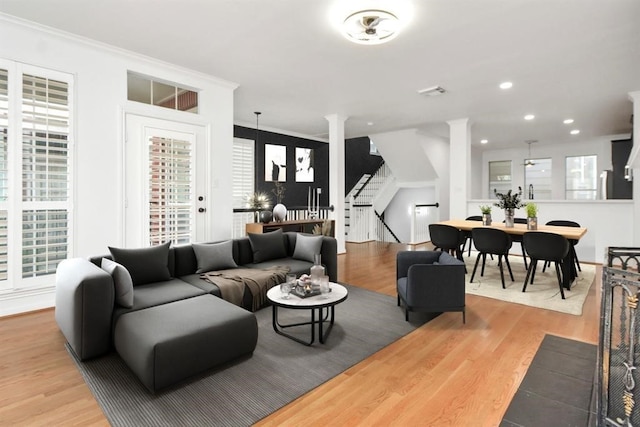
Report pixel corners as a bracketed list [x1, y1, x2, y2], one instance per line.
[148, 136, 192, 245]
[232, 137, 255, 238]
[0, 68, 7, 281]
[21, 72, 71, 279]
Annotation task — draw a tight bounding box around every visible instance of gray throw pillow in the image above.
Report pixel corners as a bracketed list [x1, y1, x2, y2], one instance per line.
[192, 240, 238, 273]
[101, 258, 134, 308]
[248, 229, 287, 263]
[108, 241, 171, 286]
[293, 233, 323, 263]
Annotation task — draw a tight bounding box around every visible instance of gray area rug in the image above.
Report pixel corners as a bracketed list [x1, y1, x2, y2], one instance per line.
[68, 284, 427, 427]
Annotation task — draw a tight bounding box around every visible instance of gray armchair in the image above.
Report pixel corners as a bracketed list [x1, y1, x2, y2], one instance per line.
[396, 251, 466, 323]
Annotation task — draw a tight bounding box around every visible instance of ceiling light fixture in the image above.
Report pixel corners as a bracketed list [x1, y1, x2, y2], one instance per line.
[342, 9, 401, 45]
[499, 82, 513, 89]
[571, 129, 580, 135]
[524, 114, 535, 121]
[418, 86, 446, 96]
[523, 140, 538, 167]
[563, 119, 574, 124]
[480, 139, 488, 144]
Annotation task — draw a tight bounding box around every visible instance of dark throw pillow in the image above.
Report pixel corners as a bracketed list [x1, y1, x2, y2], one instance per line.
[100, 258, 134, 308]
[292, 233, 323, 263]
[192, 240, 238, 273]
[108, 241, 171, 286]
[248, 229, 287, 263]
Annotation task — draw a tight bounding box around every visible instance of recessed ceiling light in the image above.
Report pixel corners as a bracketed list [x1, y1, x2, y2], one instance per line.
[524, 114, 535, 120]
[571, 129, 580, 135]
[563, 119, 574, 124]
[499, 82, 513, 89]
[480, 139, 488, 144]
[367, 122, 374, 126]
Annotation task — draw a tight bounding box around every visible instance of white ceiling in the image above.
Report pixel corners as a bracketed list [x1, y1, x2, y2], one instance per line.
[1, 0, 639, 149]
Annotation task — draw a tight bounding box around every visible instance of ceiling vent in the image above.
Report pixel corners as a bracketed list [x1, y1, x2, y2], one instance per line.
[418, 86, 446, 96]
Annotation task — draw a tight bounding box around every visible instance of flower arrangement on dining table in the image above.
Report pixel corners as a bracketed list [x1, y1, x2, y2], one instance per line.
[493, 188, 526, 210]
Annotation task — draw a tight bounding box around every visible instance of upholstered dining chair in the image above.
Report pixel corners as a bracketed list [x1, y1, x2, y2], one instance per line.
[462, 215, 482, 256]
[470, 228, 514, 289]
[522, 231, 570, 299]
[544, 220, 582, 272]
[396, 250, 466, 323]
[428, 223, 465, 262]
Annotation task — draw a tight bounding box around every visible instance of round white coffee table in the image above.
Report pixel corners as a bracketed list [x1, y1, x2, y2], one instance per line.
[266, 283, 348, 345]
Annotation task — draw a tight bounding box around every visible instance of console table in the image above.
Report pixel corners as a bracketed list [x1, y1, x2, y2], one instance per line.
[246, 219, 334, 236]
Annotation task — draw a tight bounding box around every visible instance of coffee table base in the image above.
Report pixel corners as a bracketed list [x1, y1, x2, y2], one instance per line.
[272, 305, 335, 346]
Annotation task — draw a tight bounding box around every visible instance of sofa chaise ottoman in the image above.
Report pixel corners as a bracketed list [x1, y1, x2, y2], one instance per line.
[114, 294, 258, 392]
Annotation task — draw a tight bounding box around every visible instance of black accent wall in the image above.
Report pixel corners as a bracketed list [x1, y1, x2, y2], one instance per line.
[611, 138, 633, 199]
[345, 136, 384, 194]
[234, 125, 329, 207]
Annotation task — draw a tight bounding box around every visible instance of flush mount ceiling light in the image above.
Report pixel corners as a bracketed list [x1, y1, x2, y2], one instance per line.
[524, 114, 535, 121]
[342, 9, 401, 45]
[563, 118, 574, 124]
[499, 82, 513, 89]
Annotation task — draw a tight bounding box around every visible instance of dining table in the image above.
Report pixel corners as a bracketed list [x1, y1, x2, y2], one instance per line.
[436, 219, 588, 290]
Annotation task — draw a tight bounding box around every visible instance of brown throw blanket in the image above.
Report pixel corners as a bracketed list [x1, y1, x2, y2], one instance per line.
[200, 266, 290, 311]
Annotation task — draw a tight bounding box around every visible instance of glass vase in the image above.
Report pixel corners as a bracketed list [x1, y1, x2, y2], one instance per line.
[310, 253, 325, 280]
[504, 209, 515, 228]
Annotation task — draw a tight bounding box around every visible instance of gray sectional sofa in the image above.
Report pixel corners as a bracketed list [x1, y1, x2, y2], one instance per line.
[55, 229, 337, 392]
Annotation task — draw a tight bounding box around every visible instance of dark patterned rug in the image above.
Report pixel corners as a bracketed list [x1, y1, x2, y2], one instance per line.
[67, 284, 429, 426]
[501, 334, 597, 427]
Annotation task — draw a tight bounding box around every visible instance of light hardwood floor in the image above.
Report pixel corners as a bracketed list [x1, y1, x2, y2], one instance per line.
[0, 241, 600, 426]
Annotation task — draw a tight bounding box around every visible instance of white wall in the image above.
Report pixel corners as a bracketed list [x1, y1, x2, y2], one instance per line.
[480, 135, 626, 200]
[0, 16, 237, 315]
[386, 187, 437, 242]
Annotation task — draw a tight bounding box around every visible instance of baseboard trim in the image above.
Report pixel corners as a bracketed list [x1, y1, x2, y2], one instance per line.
[0, 286, 56, 317]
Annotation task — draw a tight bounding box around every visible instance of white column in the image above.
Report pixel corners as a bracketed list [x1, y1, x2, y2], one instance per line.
[325, 114, 348, 254]
[447, 118, 471, 219]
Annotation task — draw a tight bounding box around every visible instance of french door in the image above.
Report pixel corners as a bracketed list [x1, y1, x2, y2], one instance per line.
[124, 114, 207, 247]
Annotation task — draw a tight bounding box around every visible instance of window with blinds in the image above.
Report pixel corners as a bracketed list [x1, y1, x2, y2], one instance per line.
[0, 68, 8, 281]
[148, 136, 192, 245]
[232, 137, 255, 237]
[20, 73, 71, 278]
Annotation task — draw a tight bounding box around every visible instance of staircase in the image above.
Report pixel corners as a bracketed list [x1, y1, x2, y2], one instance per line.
[345, 162, 399, 242]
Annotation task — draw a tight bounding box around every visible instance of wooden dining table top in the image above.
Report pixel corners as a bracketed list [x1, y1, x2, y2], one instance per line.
[438, 219, 588, 241]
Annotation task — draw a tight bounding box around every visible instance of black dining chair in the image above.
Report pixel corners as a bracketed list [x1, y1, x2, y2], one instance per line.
[543, 220, 582, 272]
[470, 228, 514, 289]
[428, 223, 465, 263]
[505, 217, 529, 269]
[522, 232, 570, 299]
[462, 215, 482, 256]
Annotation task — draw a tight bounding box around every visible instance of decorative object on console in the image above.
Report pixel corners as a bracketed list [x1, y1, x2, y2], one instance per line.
[307, 187, 321, 218]
[259, 210, 273, 223]
[493, 188, 525, 228]
[246, 191, 271, 222]
[312, 219, 333, 236]
[272, 204, 287, 222]
[525, 202, 538, 230]
[479, 205, 492, 226]
[272, 181, 287, 222]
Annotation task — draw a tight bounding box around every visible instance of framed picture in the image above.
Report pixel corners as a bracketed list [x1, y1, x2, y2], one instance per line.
[265, 144, 286, 182]
[295, 147, 314, 182]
